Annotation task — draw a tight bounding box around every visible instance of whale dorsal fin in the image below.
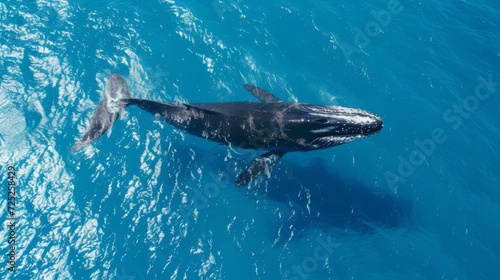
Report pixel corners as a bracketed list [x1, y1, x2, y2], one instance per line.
[235, 150, 287, 186]
[244, 84, 282, 103]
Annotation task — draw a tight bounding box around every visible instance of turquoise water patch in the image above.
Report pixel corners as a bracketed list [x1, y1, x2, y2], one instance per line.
[1, 0, 499, 279]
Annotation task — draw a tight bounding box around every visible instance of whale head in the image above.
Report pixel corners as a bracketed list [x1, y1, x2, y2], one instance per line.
[284, 104, 383, 150]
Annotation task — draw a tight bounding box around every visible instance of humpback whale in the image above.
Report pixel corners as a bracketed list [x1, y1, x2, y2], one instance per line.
[73, 74, 383, 186]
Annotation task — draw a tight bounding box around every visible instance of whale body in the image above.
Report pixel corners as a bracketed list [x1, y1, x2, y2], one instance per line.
[73, 74, 383, 186]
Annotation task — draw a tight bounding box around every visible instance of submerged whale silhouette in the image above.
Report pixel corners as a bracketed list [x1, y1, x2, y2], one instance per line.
[73, 74, 383, 186]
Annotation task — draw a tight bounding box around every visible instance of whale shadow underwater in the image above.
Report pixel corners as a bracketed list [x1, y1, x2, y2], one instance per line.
[263, 158, 412, 237]
[73, 74, 383, 186]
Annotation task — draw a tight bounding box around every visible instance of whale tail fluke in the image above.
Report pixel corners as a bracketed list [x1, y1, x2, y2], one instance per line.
[72, 74, 131, 151]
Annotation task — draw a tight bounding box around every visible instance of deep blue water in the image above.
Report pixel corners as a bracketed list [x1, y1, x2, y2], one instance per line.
[1, 0, 499, 279]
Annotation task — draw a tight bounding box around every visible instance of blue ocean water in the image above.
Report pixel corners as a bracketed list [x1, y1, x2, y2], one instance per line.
[1, 0, 499, 279]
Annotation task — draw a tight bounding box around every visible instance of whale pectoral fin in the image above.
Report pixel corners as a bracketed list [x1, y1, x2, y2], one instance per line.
[235, 150, 287, 187]
[243, 84, 282, 103]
